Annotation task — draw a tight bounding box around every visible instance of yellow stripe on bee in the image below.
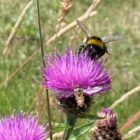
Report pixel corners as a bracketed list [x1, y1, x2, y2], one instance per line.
[87, 39, 104, 48]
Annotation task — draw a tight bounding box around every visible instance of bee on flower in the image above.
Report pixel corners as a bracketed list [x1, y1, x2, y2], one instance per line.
[42, 49, 111, 116]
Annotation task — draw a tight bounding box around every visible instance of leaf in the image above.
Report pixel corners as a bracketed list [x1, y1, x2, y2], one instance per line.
[52, 123, 70, 133]
[70, 121, 95, 140]
[79, 114, 100, 120]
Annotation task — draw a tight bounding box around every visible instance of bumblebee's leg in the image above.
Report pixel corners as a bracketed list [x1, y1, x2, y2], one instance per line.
[95, 54, 103, 59]
[78, 44, 85, 54]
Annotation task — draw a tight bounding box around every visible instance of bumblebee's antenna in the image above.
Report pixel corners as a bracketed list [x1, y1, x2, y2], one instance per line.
[76, 20, 91, 37]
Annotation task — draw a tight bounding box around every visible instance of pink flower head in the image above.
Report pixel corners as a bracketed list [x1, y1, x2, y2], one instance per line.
[0, 114, 47, 140]
[42, 49, 111, 99]
[97, 108, 117, 128]
[92, 108, 121, 139]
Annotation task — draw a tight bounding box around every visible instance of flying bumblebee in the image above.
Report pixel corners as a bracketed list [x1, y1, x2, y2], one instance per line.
[76, 20, 121, 59]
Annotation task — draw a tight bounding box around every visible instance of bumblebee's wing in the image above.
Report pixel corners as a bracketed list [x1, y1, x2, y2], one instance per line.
[83, 86, 102, 96]
[76, 19, 92, 37]
[102, 35, 122, 44]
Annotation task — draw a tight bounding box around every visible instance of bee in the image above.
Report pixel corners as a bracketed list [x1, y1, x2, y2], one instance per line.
[76, 20, 121, 59]
[79, 36, 108, 59]
[74, 86, 103, 108]
[74, 87, 85, 108]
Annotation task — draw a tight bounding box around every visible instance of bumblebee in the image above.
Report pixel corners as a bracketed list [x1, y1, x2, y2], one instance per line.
[78, 36, 108, 59]
[76, 20, 121, 59]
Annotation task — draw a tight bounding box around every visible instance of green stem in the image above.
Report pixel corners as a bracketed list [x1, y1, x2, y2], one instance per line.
[36, 0, 53, 140]
[62, 114, 77, 140]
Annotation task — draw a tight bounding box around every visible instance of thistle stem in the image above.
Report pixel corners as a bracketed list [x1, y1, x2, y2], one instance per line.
[62, 114, 77, 140]
[36, 0, 53, 140]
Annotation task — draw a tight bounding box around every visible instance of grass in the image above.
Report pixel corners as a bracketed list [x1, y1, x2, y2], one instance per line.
[0, 0, 140, 139]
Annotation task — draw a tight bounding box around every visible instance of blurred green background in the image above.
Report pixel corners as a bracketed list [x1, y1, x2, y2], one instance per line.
[0, 0, 140, 139]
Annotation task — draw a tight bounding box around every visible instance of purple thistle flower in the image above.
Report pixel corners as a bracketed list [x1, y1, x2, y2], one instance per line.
[0, 114, 48, 140]
[43, 49, 111, 99]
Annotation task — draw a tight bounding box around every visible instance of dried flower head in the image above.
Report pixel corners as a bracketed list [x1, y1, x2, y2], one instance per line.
[91, 108, 122, 140]
[96, 108, 117, 129]
[57, 0, 73, 30]
[0, 114, 48, 140]
[43, 49, 111, 99]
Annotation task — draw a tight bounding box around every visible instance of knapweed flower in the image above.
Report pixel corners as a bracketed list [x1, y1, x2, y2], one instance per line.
[96, 108, 117, 129]
[42, 49, 111, 116]
[91, 108, 121, 140]
[0, 114, 48, 140]
[43, 49, 111, 99]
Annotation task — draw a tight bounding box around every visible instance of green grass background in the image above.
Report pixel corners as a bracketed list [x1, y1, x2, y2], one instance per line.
[0, 0, 140, 139]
